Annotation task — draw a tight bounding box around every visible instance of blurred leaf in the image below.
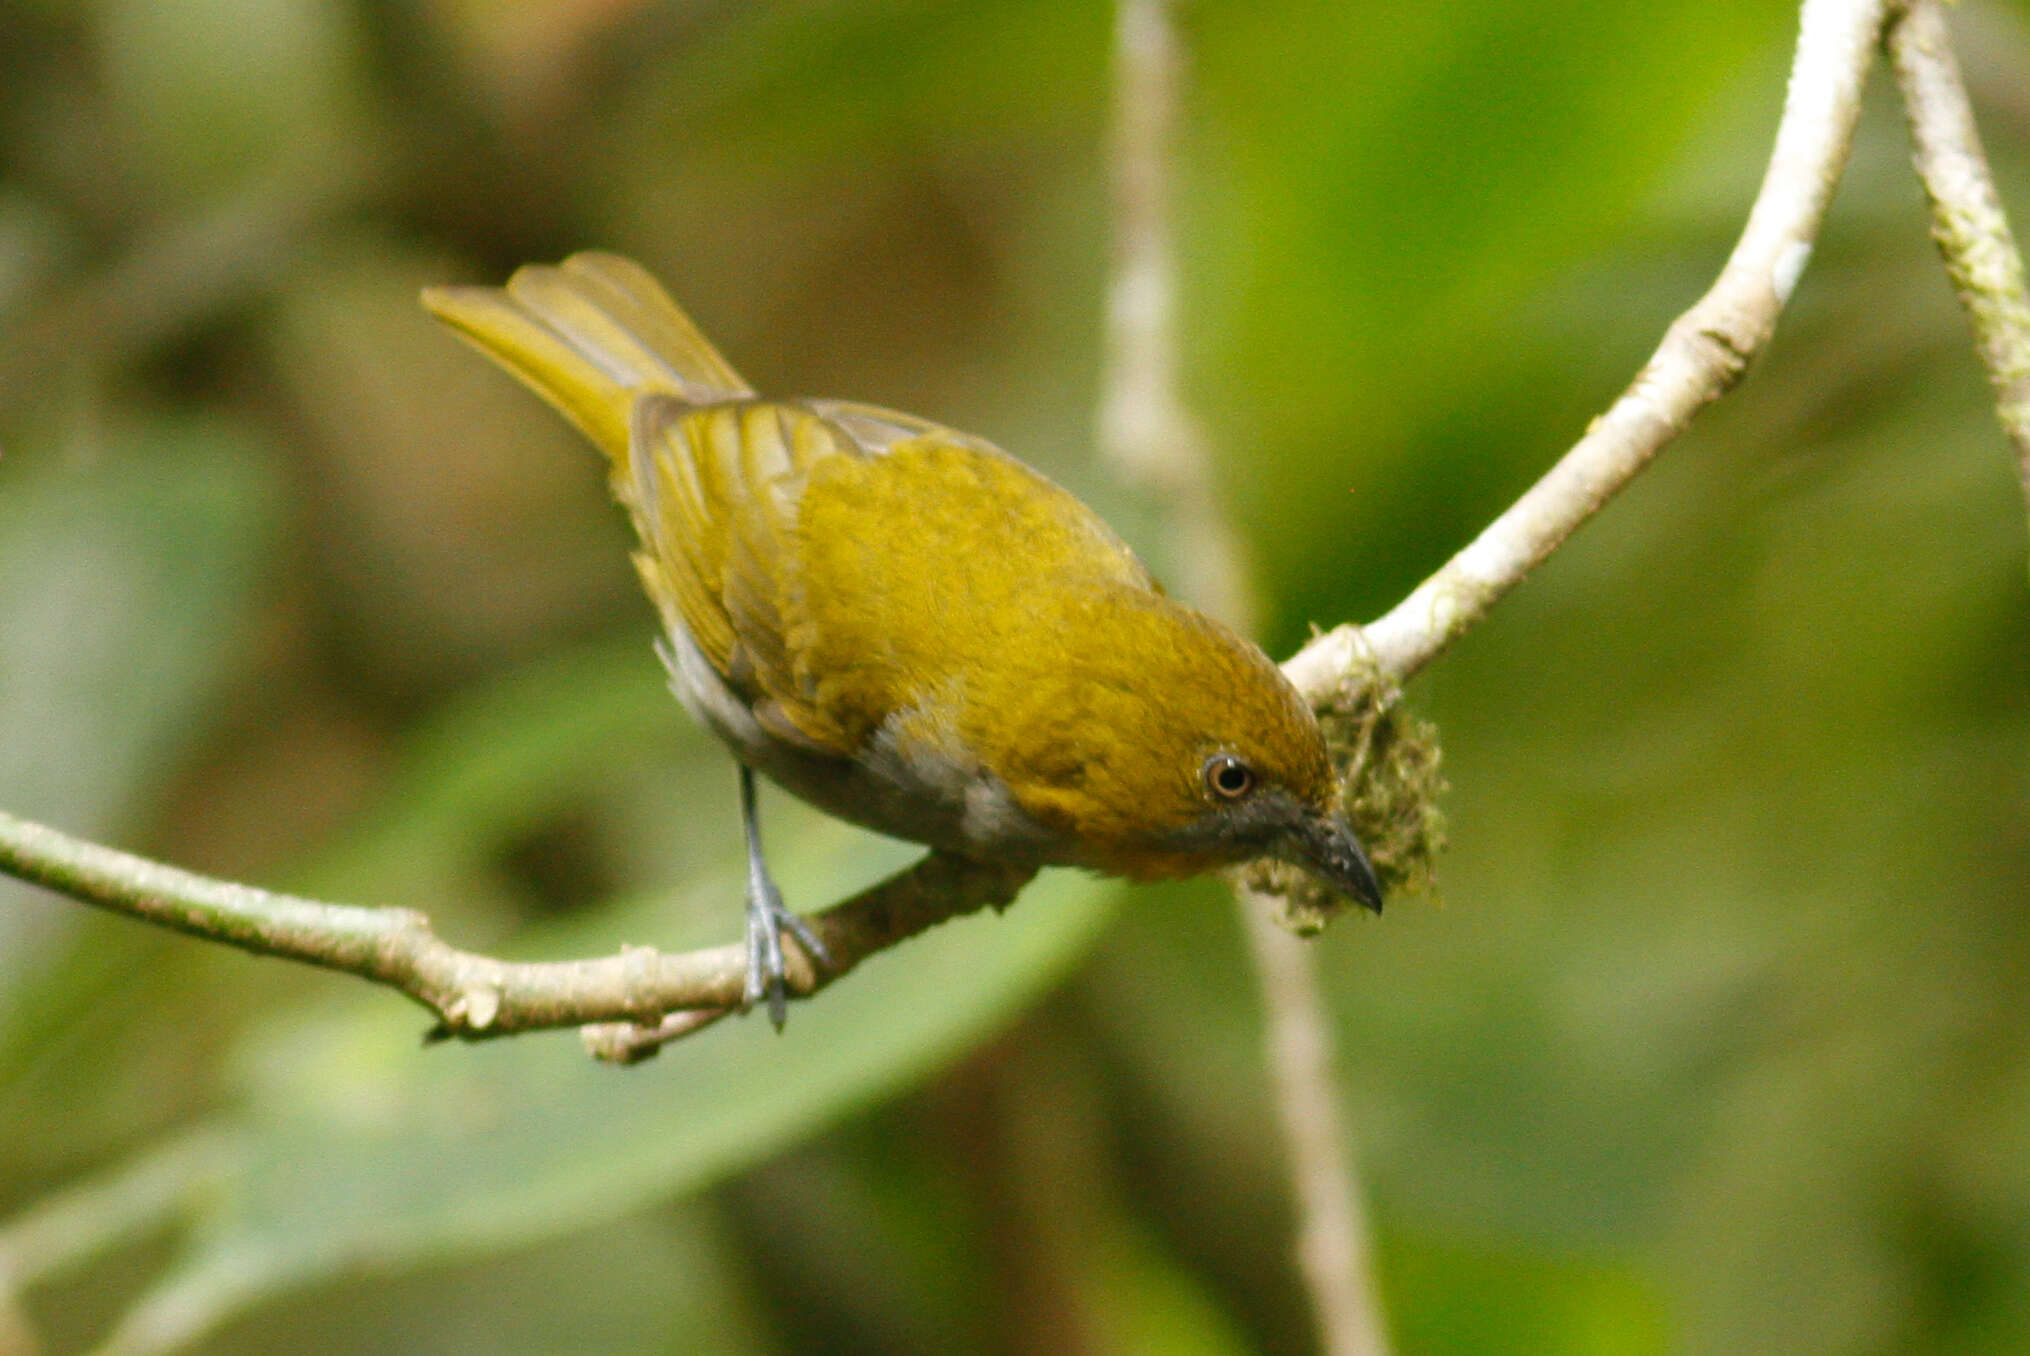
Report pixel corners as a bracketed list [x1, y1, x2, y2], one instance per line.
[58, 632, 1119, 1349]
[0, 417, 277, 1045]
[291, 636, 693, 910]
[104, 861, 1115, 1349]
[0, 421, 277, 824]
[209, 1205, 772, 1356]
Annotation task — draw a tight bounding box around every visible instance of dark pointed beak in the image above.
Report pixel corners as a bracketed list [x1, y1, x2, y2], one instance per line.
[1289, 813, 1384, 913]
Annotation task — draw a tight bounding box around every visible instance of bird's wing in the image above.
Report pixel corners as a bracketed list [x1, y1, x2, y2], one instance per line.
[628, 397, 853, 750]
[629, 397, 1160, 762]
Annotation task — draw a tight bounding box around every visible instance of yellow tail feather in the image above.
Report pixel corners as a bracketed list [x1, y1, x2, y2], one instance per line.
[420, 252, 753, 465]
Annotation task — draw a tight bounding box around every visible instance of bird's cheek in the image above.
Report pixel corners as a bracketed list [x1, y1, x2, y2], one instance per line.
[1079, 839, 1230, 882]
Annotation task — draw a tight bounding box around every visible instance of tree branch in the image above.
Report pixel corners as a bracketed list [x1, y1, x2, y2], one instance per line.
[1887, 0, 2030, 577]
[1285, 0, 1898, 696]
[1100, 0, 1251, 625]
[0, 808, 1030, 1057]
[1239, 904, 1389, 1356]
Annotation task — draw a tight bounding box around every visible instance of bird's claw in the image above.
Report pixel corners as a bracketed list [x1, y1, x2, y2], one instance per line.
[742, 881, 832, 1032]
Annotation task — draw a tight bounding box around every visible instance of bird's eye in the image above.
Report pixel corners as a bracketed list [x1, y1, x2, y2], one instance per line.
[1203, 753, 1256, 800]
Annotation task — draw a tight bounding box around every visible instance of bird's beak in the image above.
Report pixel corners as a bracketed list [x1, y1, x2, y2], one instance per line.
[1287, 812, 1384, 913]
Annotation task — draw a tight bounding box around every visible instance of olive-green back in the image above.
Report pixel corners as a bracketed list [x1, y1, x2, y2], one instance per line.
[631, 396, 1161, 762]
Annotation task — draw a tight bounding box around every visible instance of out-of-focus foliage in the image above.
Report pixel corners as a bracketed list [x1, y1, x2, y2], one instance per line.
[2, 0, 2028, 1352]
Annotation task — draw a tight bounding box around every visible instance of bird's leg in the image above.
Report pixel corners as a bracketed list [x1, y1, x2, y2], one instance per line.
[739, 764, 832, 1030]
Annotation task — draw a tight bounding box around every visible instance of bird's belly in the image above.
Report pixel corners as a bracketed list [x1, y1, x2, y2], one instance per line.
[657, 629, 1060, 863]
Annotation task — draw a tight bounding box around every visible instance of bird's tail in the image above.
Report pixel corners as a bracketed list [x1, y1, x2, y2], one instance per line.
[421, 252, 754, 466]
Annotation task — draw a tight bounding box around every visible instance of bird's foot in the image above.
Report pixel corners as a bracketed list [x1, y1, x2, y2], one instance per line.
[743, 879, 832, 1031]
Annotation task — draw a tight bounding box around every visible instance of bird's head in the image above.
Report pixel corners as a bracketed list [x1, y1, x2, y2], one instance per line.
[984, 597, 1383, 912]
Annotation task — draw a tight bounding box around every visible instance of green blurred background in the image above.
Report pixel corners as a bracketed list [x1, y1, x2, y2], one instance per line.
[3, 0, 2029, 1351]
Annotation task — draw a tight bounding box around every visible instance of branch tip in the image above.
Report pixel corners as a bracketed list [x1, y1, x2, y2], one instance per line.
[1887, 0, 2030, 572]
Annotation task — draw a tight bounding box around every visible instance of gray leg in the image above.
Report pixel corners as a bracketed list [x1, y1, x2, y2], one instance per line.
[740, 765, 831, 1030]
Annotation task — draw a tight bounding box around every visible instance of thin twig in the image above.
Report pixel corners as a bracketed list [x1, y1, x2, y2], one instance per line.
[1240, 907, 1389, 1356]
[1284, 0, 1898, 697]
[0, 808, 1030, 1054]
[1100, 0, 1251, 625]
[1887, 0, 2030, 577]
[1104, 2, 1391, 1352]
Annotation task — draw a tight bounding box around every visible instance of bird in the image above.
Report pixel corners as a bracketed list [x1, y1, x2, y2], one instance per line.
[422, 252, 1382, 1027]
